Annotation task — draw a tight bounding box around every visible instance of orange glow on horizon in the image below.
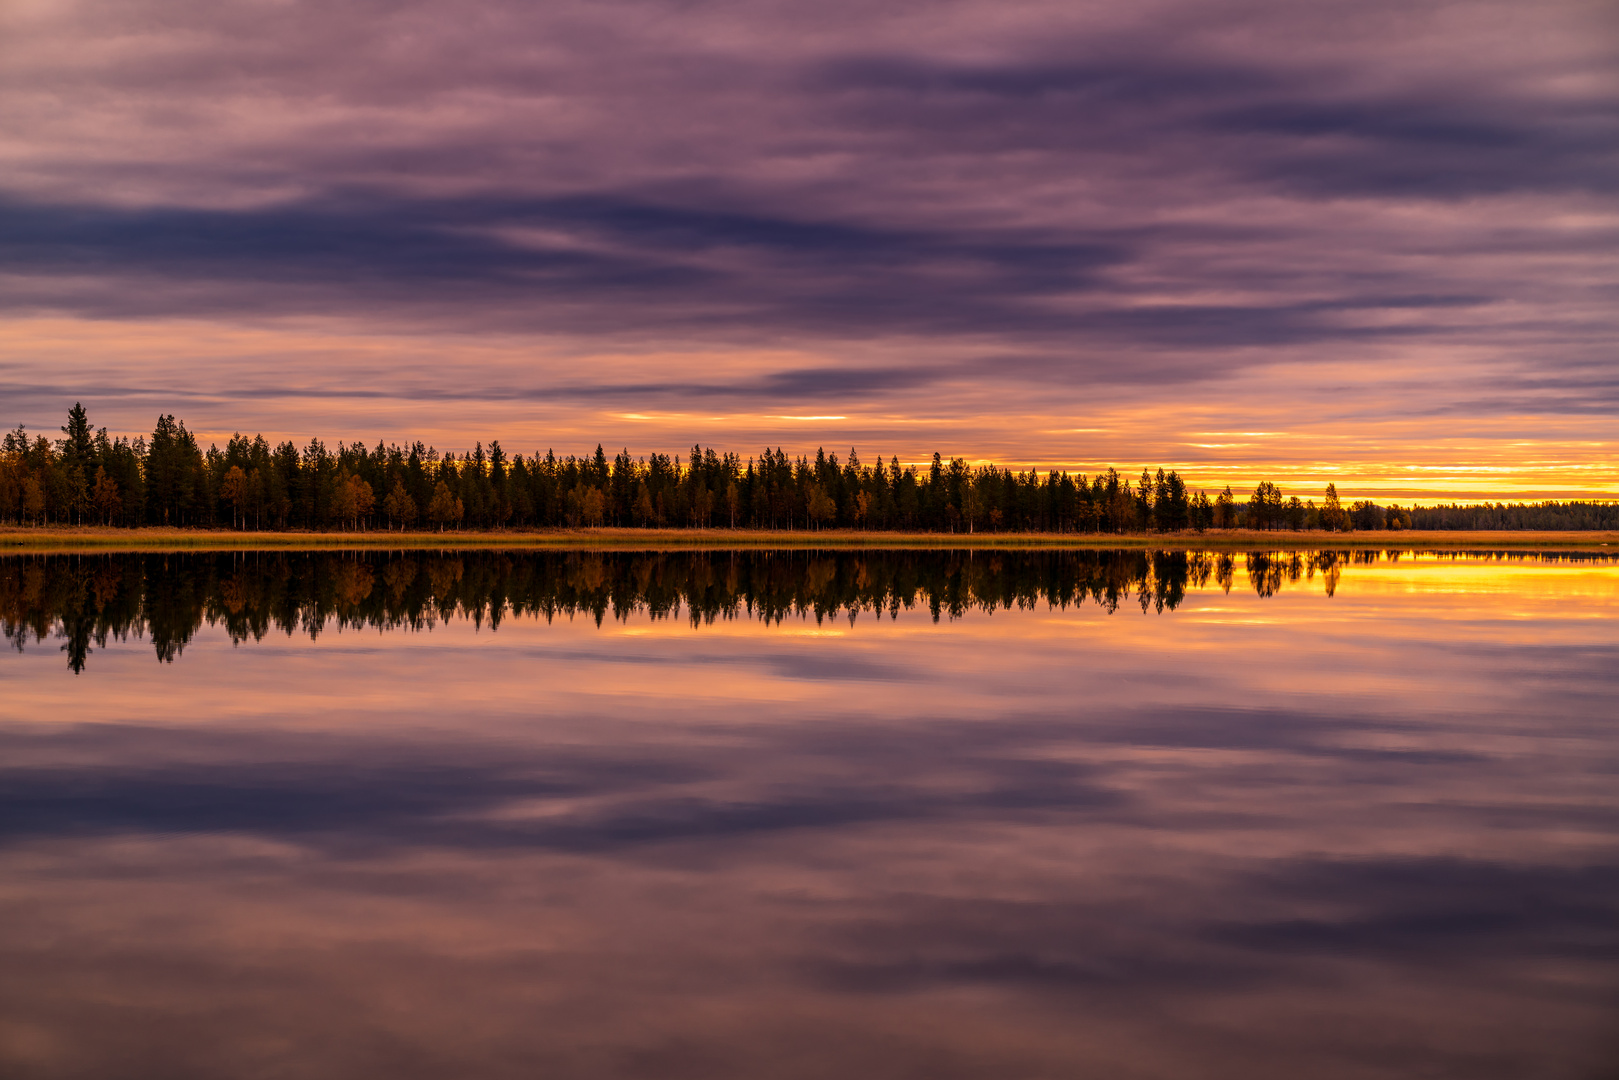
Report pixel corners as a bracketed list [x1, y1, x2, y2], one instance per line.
[2, 316, 1615, 504]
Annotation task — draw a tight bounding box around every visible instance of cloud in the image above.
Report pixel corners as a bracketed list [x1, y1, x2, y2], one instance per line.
[0, 194, 1133, 335]
[0, 193, 1514, 358]
[0, 0, 1614, 482]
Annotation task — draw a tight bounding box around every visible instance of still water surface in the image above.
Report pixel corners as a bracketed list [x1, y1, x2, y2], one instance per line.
[3, 549, 1618, 1078]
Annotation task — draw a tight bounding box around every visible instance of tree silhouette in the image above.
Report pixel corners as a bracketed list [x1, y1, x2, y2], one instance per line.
[1321, 483, 1347, 532]
[6, 402, 1617, 535]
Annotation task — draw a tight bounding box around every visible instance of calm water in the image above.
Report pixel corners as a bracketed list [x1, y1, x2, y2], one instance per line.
[3, 549, 1618, 1079]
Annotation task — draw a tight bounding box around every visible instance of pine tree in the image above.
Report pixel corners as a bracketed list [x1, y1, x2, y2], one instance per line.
[1213, 485, 1236, 529]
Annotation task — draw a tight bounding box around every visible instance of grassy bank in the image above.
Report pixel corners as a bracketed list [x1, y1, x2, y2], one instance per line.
[3, 525, 1616, 554]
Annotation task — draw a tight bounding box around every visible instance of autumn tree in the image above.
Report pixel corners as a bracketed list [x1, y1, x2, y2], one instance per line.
[806, 484, 836, 529]
[22, 475, 45, 523]
[331, 468, 358, 528]
[82, 467, 117, 525]
[428, 481, 463, 531]
[348, 474, 375, 529]
[220, 466, 247, 529]
[383, 479, 417, 530]
[0, 451, 21, 524]
[580, 486, 606, 527]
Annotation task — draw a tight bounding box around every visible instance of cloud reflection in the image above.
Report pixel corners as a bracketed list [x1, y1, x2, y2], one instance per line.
[1, 551, 1617, 1076]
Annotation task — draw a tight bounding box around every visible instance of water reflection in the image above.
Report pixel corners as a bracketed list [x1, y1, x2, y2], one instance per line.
[5, 548, 1615, 671]
[2, 550, 1617, 1078]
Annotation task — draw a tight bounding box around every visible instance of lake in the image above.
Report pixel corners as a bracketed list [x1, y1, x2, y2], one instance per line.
[3, 548, 1617, 1078]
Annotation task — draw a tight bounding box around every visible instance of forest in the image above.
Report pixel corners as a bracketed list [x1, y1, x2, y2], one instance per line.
[3, 404, 1616, 534]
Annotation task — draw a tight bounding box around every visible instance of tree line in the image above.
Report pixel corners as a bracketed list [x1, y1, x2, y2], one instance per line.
[3, 404, 1615, 533]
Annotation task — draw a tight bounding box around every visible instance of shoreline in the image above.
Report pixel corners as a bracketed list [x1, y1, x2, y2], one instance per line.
[2, 526, 1616, 554]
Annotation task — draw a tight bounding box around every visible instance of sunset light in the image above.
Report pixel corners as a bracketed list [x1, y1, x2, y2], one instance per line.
[4, 0, 1617, 1076]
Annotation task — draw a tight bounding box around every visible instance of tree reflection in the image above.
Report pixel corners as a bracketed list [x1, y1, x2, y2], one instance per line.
[3, 548, 1613, 671]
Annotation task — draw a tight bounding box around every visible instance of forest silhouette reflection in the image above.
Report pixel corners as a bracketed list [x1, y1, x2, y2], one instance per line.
[4, 548, 1615, 671]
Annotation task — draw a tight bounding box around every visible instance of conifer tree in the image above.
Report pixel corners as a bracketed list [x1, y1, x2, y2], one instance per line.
[1321, 483, 1346, 532]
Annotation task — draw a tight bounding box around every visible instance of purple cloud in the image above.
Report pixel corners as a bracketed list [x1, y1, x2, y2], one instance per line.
[0, 0, 1614, 492]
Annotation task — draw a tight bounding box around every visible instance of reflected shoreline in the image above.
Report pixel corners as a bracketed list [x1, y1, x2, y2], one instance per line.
[4, 547, 1615, 671]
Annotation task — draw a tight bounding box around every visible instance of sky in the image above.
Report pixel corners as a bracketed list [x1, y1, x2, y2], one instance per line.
[2, 0, 1616, 501]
